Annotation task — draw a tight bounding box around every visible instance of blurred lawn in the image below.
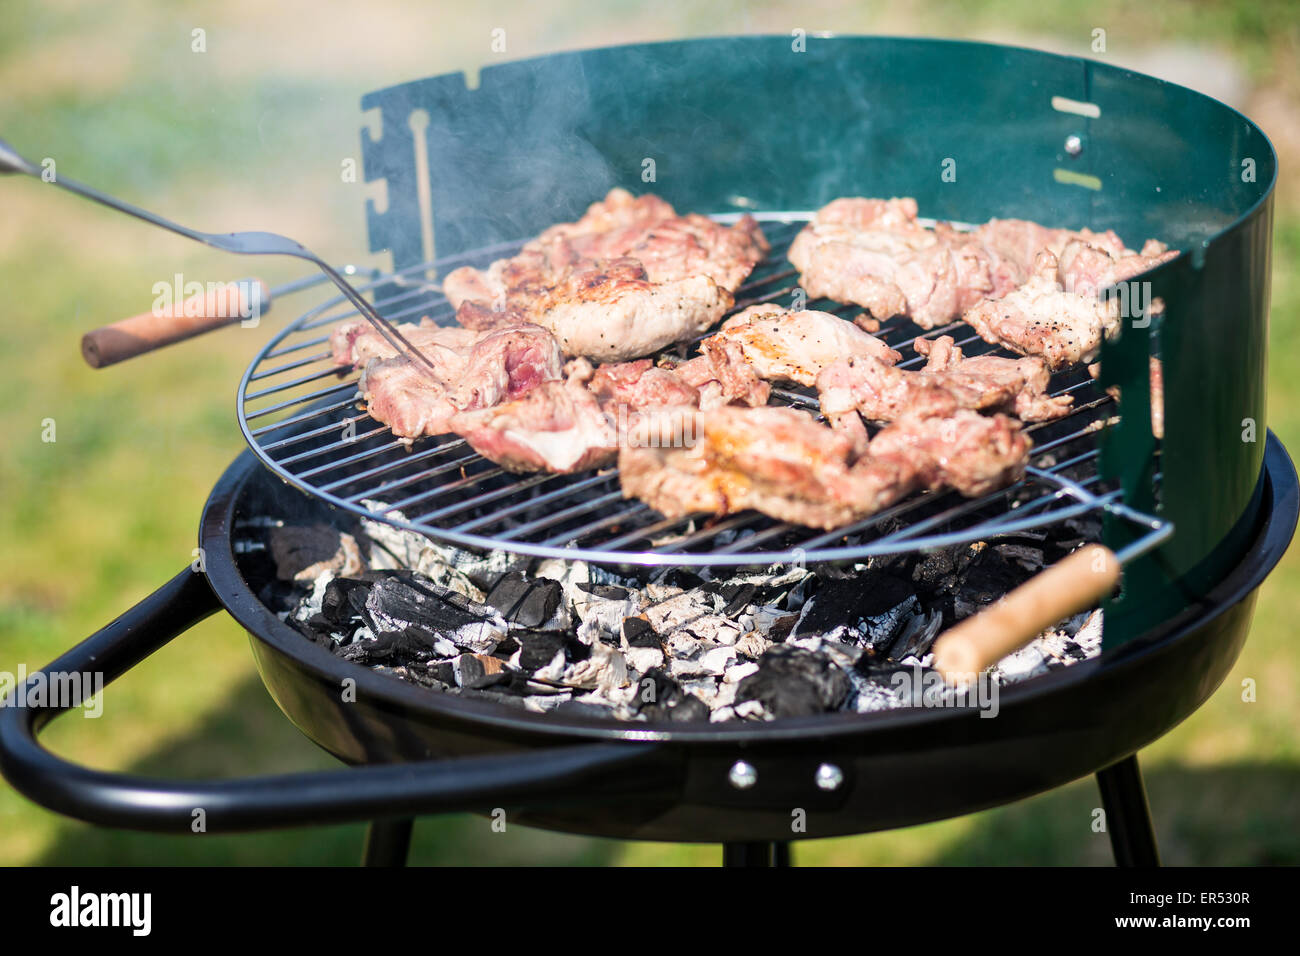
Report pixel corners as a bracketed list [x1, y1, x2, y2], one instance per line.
[1, 0, 1297, 865]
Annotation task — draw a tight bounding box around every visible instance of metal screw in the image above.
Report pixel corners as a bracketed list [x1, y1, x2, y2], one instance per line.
[815, 763, 844, 791]
[1064, 134, 1083, 157]
[728, 760, 758, 790]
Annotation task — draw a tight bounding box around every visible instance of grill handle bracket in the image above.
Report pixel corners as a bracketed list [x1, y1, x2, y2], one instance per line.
[0, 569, 679, 833]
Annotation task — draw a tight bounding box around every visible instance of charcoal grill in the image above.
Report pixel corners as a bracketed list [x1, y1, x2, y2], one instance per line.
[0, 36, 1292, 866]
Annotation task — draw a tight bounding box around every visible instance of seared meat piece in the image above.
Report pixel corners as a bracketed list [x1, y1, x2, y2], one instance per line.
[862, 410, 1029, 499]
[816, 334, 1072, 423]
[1056, 238, 1178, 298]
[619, 405, 1029, 530]
[788, 198, 1020, 330]
[449, 378, 620, 474]
[963, 237, 1176, 370]
[620, 406, 875, 530]
[443, 188, 769, 362]
[331, 319, 564, 441]
[452, 356, 704, 475]
[960, 250, 1121, 370]
[675, 342, 772, 410]
[971, 218, 1127, 275]
[580, 357, 700, 414]
[698, 304, 902, 386]
[330, 319, 480, 368]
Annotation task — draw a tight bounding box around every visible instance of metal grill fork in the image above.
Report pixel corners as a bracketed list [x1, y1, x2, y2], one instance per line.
[0, 136, 443, 379]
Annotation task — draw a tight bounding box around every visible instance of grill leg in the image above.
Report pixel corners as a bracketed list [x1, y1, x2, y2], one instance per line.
[1096, 754, 1160, 867]
[362, 818, 414, 867]
[722, 841, 792, 867]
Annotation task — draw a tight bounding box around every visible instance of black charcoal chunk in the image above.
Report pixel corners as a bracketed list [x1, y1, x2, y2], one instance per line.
[622, 616, 661, 648]
[363, 574, 502, 655]
[736, 646, 851, 718]
[576, 582, 632, 601]
[269, 524, 347, 581]
[516, 631, 567, 671]
[664, 695, 710, 723]
[485, 572, 562, 627]
[451, 653, 509, 690]
[321, 577, 369, 626]
[338, 624, 445, 665]
[960, 549, 1030, 604]
[552, 699, 613, 719]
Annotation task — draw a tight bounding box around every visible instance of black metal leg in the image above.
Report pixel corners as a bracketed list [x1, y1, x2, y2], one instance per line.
[723, 841, 791, 867]
[1096, 754, 1160, 867]
[362, 818, 414, 866]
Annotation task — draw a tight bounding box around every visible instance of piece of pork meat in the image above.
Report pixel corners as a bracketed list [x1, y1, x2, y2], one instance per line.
[619, 405, 1029, 530]
[962, 236, 1177, 370]
[448, 378, 620, 474]
[697, 304, 902, 386]
[971, 218, 1128, 275]
[861, 409, 1029, 500]
[331, 318, 564, 441]
[788, 198, 1021, 330]
[620, 406, 875, 530]
[816, 334, 1072, 424]
[443, 188, 769, 362]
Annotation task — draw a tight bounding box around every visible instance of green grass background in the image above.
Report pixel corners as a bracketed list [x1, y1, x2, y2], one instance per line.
[1, 0, 1297, 865]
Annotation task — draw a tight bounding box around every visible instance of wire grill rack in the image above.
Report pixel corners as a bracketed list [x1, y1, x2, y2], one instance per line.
[236, 215, 1168, 567]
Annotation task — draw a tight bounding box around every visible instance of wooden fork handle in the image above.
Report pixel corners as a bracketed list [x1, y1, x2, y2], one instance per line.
[81, 278, 269, 368]
[931, 544, 1120, 684]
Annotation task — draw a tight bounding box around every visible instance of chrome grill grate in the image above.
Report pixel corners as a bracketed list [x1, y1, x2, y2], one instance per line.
[237, 216, 1163, 567]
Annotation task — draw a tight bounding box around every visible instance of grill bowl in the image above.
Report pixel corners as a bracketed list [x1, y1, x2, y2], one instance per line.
[199, 435, 1295, 841]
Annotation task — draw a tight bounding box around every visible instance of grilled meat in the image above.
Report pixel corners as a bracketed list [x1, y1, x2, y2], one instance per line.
[697, 304, 902, 386]
[620, 406, 873, 529]
[331, 319, 564, 441]
[451, 356, 705, 475]
[443, 188, 769, 361]
[619, 405, 1029, 530]
[962, 237, 1176, 370]
[816, 334, 1072, 423]
[787, 198, 1021, 330]
[448, 378, 620, 474]
[971, 218, 1128, 275]
[863, 410, 1029, 499]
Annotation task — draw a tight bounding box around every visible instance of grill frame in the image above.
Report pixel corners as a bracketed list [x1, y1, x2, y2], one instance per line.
[236, 215, 1169, 568]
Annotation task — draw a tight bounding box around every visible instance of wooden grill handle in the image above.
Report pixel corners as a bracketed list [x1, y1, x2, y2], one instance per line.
[81, 278, 270, 368]
[931, 544, 1120, 685]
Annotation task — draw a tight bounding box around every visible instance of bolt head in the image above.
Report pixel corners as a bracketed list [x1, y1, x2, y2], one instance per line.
[1064, 134, 1083, 156]
[728, 760, 758, 790]
[815, 763, 844, 791]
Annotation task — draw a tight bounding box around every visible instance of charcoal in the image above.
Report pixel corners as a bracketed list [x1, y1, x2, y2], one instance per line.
[656, 568, 705, 591]
[269, 524, 362, 582]
[563, 633, 592, 662]
[365, 573, 505, 653]
[321, 577, 369, 626]
[665, 695, 710, 723]
[485, 572, 562, 627]
[552, 699, 613, 719]
[960, 549, 1030, 605]
[736, 646, 851, 718]
[338, 624, 446, 665]
[991, 542, 1045, 573]
[911, 546, 972, 590]
[622, 616, 660, 648]
[517, 631, 567, 671]
[885, 609, 944, 661]
[790, 574, 918, 650]
[576, 582, 633, 601]
[494, 635, 520, 657]
[427, 660, 457, 686]
[451, 653, 510, 690]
